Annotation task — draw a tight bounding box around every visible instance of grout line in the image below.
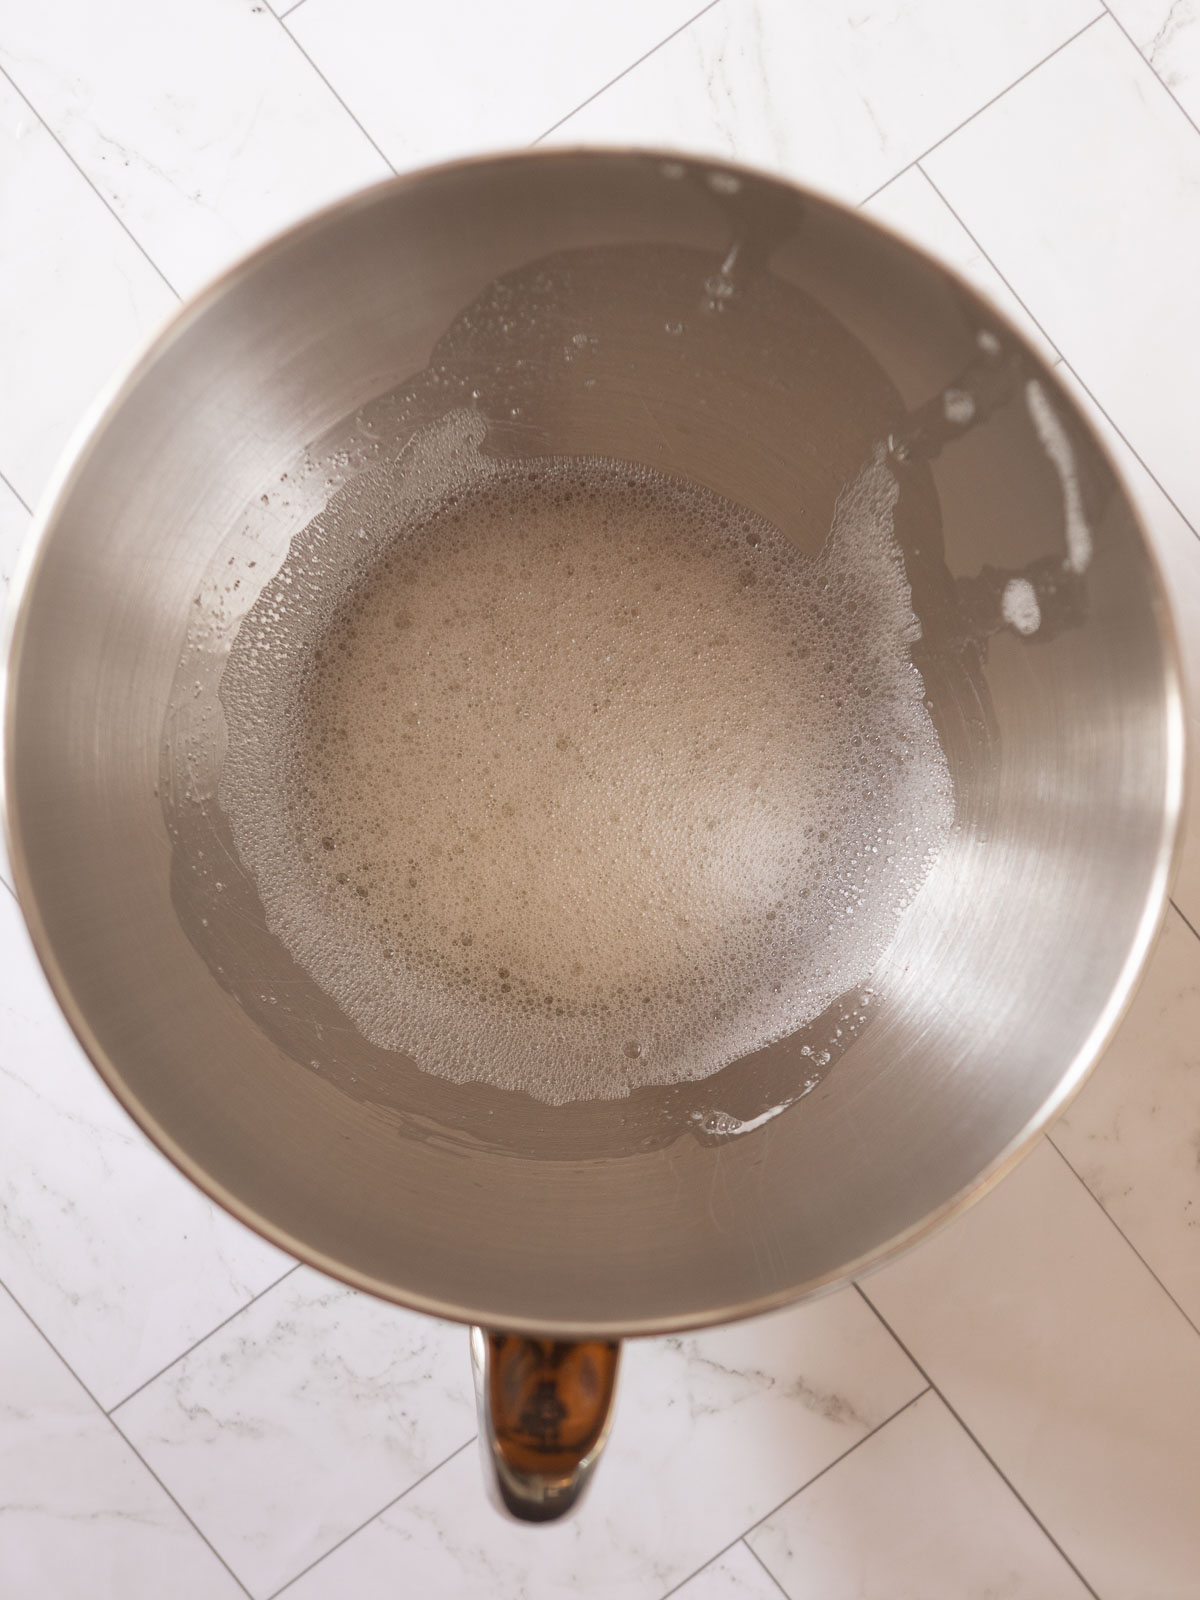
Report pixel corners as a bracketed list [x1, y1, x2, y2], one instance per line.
[532, 0, 725, 144]
[857, 159, 921, 209]
[109, 1260, 303, 1414]
[1172, 898, 1200, 944]
[0, 1276, 110, 1412]
[278, 0, 309, 17]
[114, 1428, 256, 1598]
[1046, 1135, 1200, 1341]
[912, 11, 1105, 169]
[741, 1537, 796, 1600]
[1100, 1, 1200, 144]
[0, 63, 181, 301]
[0, 875, 17, 902]
[273, 12, 397, 174]
[0, 1277, 254, 1598]
[918, 165, 1200, 549]
[857, 11, 1105, 208]
[0, 466, 32, 515]
[852, 1284, 1102, 1600]
[656, 1385, 930, 1600]
[745, 1387, 930, 1523]
[914, 163, 1068, 346]
[265, 1435, 476, 1598]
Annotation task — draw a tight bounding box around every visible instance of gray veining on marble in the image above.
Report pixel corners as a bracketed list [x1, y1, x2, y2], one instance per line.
[113, 1269, 477, 1596]
[0, 1286, 244, 1600]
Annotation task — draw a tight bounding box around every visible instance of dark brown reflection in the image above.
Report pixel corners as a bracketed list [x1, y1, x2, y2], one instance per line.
[488, 1335, 619, 1475]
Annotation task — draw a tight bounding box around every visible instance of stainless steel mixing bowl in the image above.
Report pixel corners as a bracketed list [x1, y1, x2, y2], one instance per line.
[2, 149, 1184, 1518]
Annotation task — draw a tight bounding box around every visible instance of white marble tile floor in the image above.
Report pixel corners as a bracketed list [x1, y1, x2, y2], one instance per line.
[1106, 0, 1200, 124]
[0, 0, 390, 297]
[865, 1139, 1200, 1600]
[3, 3, 1200, 1597]
[1053, 908, 1200, 1331]
[540, 0, 1103, 204]
[747, 1389, 1093, 1599]
[287, 0, 712, 174]
[268, 1293, 922, 1600]
[113, 1270, 479, 1598]
[0, 1285, 245, 1600]
[0, 73, 177, 508]
[921, 18, 1200, 534]
[672, 1542, 786, 1600]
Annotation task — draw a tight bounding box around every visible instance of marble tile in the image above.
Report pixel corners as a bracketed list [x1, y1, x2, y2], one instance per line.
[0, 477, 31, 885]
[0, 76, 176, 507]
[0, 890, 292, 1411]
[0, 0, 390, 297]
[0, 473, 31, 598]
[114, 1269, 477, 1598]
[748, 1389, 1091, 1600]
[281, 1290, 922, 1600]
[924, 19, 1200, 532]
[865, 1138, 1200, 1600]
[1050, 361, 1200, 932]
[542, 0, 1101, 204]
[1054, 908, 1200, 1327]
[863, 167, 1057, 365]
[288, 0, 707, 172]
[0, 1285, 243, 1600]
[1107, 0, 1200, 123]
[674, 1542, 785, 1600]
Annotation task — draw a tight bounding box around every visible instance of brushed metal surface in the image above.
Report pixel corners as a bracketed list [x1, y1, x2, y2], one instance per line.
[2, 149, 1185, 1339]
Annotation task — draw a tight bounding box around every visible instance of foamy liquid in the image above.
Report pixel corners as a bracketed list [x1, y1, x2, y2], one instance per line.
[219, 414, 953, 1103]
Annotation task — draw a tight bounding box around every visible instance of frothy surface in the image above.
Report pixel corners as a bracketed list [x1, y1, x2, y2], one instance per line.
[220, 415, 953, 1103]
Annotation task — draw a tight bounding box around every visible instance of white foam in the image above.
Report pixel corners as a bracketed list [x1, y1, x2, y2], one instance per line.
[943, 388, 976, 426]
[1025, 379, 1092, 573]
[1001, 576, 1041, 636]
[219, 414, 954, 1104]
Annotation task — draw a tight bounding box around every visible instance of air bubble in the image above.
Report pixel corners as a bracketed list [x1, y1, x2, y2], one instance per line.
[218, 411, 953, 1105]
